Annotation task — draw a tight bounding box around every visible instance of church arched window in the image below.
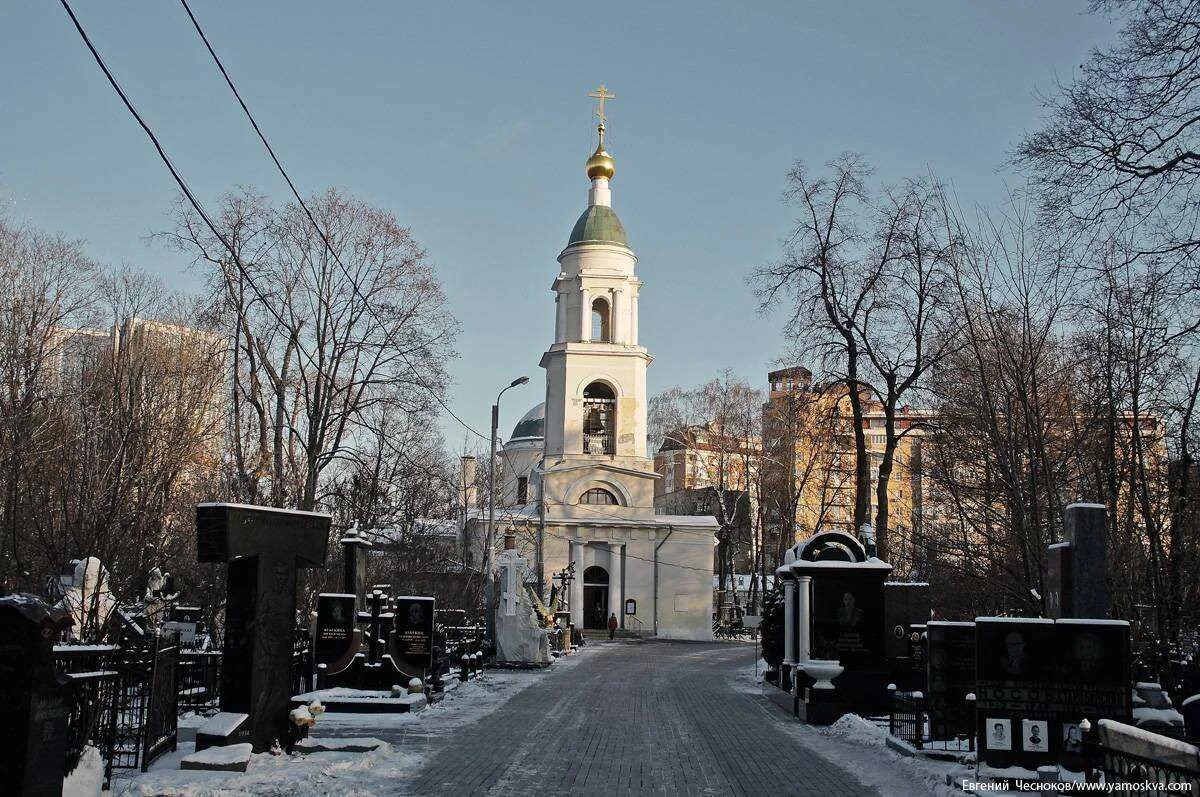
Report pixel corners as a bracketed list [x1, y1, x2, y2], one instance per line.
[591, 297, 611, 342]
[583, 381, 616, 454]
[580, 487, 619, 505]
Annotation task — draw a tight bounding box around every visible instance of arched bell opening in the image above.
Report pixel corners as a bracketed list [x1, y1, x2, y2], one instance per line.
[582, 381, 616, 454]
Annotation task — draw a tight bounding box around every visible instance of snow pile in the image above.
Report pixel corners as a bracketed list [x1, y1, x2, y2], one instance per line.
[62, 746, 103, 797]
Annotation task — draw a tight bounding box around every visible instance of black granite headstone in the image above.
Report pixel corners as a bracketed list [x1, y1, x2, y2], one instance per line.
[314, 594, 359, 671]
[1045, 542, 1071, 619]
[975, 617, 1130, 776]
[884, 582, 930, 659]
[1063, 503, 1108, 619]
[196, 503, 329, 752]
[0, 595, 74, 797]
[927, 621, 975, 741]
[340, 532, 371, 603]
[809, 572, 886, 667]
[392, 596, 435, 677]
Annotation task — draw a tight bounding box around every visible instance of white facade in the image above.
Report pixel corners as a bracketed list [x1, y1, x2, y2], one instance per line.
[475, 115, 717, 641]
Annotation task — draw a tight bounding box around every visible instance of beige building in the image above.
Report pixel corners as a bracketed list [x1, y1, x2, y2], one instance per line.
[468, 100, 717, 640]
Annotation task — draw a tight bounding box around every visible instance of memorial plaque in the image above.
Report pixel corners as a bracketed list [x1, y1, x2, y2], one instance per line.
[393, 596, 435, 676]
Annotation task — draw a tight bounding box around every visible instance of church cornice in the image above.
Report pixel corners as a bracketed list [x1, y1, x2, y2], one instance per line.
[539, 344, 652, 368]
[541, 460, 661, 481]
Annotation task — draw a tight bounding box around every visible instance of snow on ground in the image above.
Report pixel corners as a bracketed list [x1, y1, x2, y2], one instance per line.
[111, 644, 606, 796]
[733, 662, 963, 796]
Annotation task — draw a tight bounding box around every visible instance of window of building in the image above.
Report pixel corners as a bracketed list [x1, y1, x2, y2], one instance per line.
[516, 476, 528, 504]
[583, 381, 616, 454]
[580, 487, 618, 505]
[591, 297, 611, 342]
[664, 464, 675, 493]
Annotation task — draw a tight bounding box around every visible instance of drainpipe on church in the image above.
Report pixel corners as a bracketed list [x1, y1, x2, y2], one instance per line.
[653, 526, 674, 636]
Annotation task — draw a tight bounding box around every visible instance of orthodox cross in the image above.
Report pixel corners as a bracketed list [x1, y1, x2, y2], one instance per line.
[588, 84, 615, 125]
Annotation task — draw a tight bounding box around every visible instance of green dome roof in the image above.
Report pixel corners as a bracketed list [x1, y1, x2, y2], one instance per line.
[566, 205, 629, 249]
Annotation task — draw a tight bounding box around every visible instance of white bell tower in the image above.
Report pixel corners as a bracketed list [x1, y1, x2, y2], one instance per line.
[540, 87, 652, 481]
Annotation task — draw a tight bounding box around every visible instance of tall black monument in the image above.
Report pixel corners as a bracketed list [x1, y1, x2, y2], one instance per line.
[197, 503, 329, 751]
[0, 595, 73, 797]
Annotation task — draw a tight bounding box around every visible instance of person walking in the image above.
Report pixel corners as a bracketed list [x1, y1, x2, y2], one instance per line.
[607, 612, 618, 641]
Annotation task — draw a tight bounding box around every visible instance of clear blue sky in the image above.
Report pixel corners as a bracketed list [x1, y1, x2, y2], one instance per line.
[2, 1, 1116, 447]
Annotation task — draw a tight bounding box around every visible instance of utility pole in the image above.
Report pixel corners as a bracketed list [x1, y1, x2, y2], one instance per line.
[484, 376, 528, 646]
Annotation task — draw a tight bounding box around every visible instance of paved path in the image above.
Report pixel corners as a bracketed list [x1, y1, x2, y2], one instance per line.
[405, 640, 878, 796]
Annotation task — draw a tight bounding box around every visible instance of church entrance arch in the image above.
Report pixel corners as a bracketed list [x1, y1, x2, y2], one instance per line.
[582, 565, 609, 629]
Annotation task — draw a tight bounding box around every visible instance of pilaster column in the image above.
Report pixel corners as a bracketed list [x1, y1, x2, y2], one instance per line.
[554, 292, 564, 342]
[569, 540, 582, 628]
[796, 574, 812, 662]
[631, 293, 639, 345]
[579, 286, 589, 341]
[783, 577, 796, 665]
[612, 288, 623, 343]
[610, 541, 624, 629]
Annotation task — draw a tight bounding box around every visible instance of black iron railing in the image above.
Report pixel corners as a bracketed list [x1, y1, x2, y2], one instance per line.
[55, 633, 179, 776]
[176, 651, 222, 714]
[889, 691, 926, 749]
[64, 669, 119, 789]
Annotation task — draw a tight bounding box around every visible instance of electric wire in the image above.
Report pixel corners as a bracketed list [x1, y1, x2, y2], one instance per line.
[175, 0, 487, 441]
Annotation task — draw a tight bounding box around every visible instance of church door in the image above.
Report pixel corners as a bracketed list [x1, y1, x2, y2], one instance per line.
[582, 565, 609, 629]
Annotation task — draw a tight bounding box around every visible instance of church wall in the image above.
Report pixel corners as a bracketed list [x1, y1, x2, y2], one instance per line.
[539, 525, 714, 642]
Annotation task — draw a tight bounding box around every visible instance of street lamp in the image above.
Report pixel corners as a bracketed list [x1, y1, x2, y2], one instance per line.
[484, 375, 529, 645]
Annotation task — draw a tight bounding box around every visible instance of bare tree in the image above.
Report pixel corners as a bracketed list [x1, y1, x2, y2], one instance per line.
[753, 156, 959, 559]
[1017, 0, 1200, 277]
[165, 188, 458, 511]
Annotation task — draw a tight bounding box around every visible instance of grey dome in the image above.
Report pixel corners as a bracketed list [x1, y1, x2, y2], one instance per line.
[509, 402, 545, 443]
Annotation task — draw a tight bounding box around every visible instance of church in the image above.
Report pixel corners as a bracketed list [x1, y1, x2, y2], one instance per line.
[467, 88, 717, 641]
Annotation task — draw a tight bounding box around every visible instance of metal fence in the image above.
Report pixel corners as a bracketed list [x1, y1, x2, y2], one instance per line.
[64, 669, 119, 789]
[888, 690, 975, 755]
[176, 650, 222, 714]
[55, 632, 179, 776]
[889, 691, 926, 749]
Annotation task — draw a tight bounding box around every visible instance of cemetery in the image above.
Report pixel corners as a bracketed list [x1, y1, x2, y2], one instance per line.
[758, 503, 1200, 791]
[0, 502, 583, 795]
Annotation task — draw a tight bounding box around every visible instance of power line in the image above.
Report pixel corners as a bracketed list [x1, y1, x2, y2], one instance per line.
[177, 0, 486, 441]
[174, 0, 487, 442]
[56, 0, 324, 380]
[59, 0, 486, 443]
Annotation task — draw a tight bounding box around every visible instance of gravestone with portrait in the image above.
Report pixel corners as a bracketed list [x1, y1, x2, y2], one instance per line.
[314, 593, 360, 681]
[196, 502, 330, 752]
[927, 621, 975, 742]
[975, 617, 1131, 778]
[0, 595, 74, 797]
[784, 529, 893, 716]
[392, 595, 436, 677]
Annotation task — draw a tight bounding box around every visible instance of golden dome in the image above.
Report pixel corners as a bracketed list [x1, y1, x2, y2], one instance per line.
[585, 124, 615, 180]
[586, 145, 615, 180]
